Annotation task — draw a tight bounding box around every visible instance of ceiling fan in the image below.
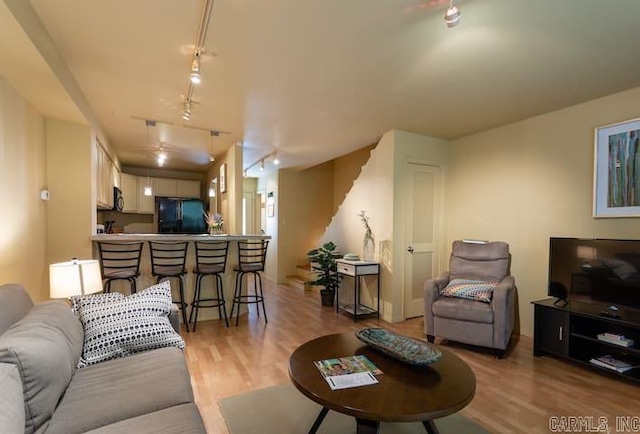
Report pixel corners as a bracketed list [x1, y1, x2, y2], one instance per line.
[127, 118, 213, 167]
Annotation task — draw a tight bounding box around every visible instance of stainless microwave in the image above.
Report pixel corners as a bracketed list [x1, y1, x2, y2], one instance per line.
[113, 187, 124, 212]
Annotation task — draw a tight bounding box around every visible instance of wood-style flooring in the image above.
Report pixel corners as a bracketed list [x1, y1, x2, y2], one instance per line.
[182, 280, 639, 433]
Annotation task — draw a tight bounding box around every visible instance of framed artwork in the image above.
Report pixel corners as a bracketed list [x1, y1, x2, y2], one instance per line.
[594, 118, 640, 218]
[219, 163, 227, 193]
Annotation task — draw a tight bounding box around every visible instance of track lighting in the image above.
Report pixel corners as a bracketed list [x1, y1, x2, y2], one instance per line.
[273, 154, 280, 165]
[182, 99, 192, 121]
[190, 54, 202, 85]
[445, 1, 461, 28]
[259, 160, 264, 171]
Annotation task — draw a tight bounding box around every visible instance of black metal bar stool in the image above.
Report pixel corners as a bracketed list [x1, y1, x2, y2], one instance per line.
[230, 240, 269, 326]
[96, 241, 144, 294]
[149, 240, 190, 332]
[189, 240, 230, 330]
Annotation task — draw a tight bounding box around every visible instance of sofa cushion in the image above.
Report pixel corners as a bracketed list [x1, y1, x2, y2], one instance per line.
[82, 403, 205, 434]
[0, 362, 25, 433]
[0, 301, 84, 434]
[46, 347, 195, 434]
[432, 297, 494, 323]
[75, 281, 185, 368]
[440, 279, 498, 303]
[0, 283, 34, 335]
[71, 291, 124, 315]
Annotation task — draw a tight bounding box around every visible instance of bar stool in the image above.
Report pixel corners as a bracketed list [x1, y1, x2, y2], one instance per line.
[189, 241, 230, 330]
[230, 240, 269, 326]
[149, 240, 190, 332]
[96, 241, 144, 294]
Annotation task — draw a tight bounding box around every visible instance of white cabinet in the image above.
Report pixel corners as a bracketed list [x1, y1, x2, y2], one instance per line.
[177, 180, 201, 198]
[120, 173, 138, 213]
[96, 145, 116, 209]
[154, 178, 177, 197]
[137, 177, 155, 214]
[118, 174, 200, 214]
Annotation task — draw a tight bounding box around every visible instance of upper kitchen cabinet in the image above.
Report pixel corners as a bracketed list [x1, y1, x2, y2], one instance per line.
[96, 144, 118, 209]
[177, 180, 201, 198]
[120, 173, 138, 213]
[154, 178, 201, 199]
[154, 178, 177, 197]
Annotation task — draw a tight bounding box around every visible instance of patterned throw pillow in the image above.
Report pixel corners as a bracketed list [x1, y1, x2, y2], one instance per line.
[75, 281, 185, 368]
[440, 279, 498, 303]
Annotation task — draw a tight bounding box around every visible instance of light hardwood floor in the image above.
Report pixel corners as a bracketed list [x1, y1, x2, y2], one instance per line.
[182, 280, 639, 433]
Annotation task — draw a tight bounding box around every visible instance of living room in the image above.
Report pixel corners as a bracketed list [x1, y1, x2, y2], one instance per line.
[2, 1, 640, 433]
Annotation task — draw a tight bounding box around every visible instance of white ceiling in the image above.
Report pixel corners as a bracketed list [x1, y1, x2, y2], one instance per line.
[2, 0, 640, 175]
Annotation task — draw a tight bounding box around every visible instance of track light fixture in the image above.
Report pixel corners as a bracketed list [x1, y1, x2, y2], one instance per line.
[445, 0, 461, 28]
[259, 160, 264, 171]
[244, 150, 281, 175]
[190, 52, 202, 85]
[182, 99, 192, 121]
[273, 154, 280, 165]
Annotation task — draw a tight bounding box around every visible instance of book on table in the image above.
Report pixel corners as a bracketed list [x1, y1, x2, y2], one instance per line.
[589, 355, 637, 373]
[314, 355, 383, 390]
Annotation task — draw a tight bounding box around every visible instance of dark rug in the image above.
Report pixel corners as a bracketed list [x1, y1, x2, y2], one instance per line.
[219, 383, 490, 433]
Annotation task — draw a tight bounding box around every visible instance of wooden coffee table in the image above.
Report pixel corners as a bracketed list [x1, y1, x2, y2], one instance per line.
[288, 332, 476, 434]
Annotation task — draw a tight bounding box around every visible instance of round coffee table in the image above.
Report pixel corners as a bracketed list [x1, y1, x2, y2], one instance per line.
[288, 332, 475, 434]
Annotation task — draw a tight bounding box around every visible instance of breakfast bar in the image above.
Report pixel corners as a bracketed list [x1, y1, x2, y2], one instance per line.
[91, 234, 271, 325]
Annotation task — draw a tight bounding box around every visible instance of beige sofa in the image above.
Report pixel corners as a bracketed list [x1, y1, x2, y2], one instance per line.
[0, 283, 206, 434]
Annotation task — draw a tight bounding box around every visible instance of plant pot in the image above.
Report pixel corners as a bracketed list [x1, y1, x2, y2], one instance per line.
[320, 289, 335, 307]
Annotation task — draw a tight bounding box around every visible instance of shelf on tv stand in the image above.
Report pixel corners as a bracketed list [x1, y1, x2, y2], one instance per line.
[532, 298, 640, 384]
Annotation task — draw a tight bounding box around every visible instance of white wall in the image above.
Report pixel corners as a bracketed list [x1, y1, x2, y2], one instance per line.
[0, 77, 49, 301]
[447, 86, 640, 336]
[258, 171, 279, 282]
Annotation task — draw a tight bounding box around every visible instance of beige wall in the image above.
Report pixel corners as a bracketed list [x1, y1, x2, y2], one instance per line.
[0, 77, 49, 301]
[333, 145, 376, 214]
[45, 119, 93, 265]
[447, 86, 640, 336]
[207, 143, 243, 234]
[257, 171, 279, 282]
[277, 163, 335, 283]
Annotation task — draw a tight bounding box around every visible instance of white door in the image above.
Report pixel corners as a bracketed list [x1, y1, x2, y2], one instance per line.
[403, 163, 444, 318]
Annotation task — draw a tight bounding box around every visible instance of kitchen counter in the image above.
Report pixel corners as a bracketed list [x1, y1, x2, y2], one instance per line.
[91, 233, 270, 242]
[91, 233, 271, 326]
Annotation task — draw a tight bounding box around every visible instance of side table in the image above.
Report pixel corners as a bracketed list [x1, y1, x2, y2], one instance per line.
[335, 259, 380, 322]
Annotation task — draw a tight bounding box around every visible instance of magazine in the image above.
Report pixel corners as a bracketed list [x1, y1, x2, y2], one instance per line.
[589, 355, 636, 373]
[314, 355, 382, 390]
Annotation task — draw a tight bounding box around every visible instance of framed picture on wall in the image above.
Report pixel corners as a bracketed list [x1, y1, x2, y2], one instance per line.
[219, 163, 227, 193]
[594, 117, 640, 218]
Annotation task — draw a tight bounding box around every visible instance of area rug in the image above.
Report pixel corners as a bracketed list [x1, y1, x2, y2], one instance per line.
[219, 383, 490, 433]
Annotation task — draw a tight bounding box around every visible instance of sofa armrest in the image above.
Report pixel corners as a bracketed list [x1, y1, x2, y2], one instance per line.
[491, 275, 516, 350]
[423, 272, 450, 336]
[169, 304, 180, 334]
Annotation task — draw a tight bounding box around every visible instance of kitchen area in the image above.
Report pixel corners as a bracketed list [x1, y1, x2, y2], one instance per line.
[92, 144, 270, 326]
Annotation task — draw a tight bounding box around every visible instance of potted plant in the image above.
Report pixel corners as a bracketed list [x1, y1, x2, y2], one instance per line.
[307, 241, 343, 306]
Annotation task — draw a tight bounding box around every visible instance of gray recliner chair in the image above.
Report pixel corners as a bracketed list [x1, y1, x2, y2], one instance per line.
[423, 240, 517, 358]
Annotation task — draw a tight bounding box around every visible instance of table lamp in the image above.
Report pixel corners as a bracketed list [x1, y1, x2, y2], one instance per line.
[50, 258, 103, 299]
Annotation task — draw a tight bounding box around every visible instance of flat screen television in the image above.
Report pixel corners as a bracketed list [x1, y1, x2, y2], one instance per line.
[548, 237, 640, 310]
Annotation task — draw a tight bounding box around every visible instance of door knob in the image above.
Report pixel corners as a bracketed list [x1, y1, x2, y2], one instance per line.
[407, 246, 414, 253]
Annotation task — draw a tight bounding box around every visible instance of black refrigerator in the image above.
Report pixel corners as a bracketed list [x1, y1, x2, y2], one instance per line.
[157, 198, 207, 234]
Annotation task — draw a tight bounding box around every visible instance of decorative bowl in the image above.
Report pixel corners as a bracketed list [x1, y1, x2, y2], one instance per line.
[355, 328, 442, 366]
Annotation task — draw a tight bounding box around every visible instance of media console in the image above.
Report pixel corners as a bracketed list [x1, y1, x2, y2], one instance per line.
[532, 298, 640, 384]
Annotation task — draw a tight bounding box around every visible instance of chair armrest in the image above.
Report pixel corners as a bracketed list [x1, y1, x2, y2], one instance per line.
[169, 304, 180, 333]
[423, 272, 450, 336]
[491, 276, 516, 350]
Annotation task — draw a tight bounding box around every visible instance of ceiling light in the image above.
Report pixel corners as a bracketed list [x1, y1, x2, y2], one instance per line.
[144, 171, 153, 196]
[445, 1, 461, 28]
[273, 155, 280, 165]
[259, 160, 264, 171]
[190, 55, 201, 85]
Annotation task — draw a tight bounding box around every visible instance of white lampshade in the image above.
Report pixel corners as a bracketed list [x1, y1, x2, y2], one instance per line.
[50, 259, 103, 298]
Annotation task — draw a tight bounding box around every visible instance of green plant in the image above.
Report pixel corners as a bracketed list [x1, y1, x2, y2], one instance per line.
[307, 241, 343, 292]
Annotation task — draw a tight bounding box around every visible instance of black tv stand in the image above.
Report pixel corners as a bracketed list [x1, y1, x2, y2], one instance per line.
[532, 298, 640, 384]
